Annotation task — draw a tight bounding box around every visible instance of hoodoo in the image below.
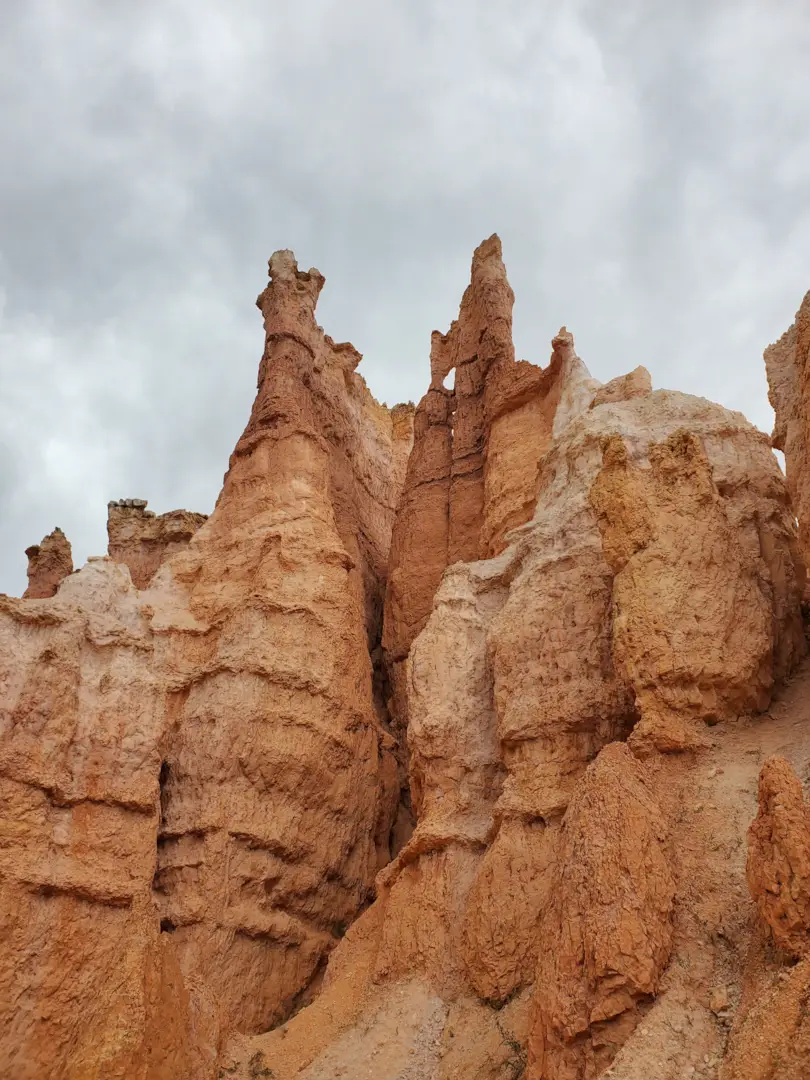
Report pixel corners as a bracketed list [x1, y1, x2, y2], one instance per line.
[0, 249, 412, 1078]
[22, 526, 73, 598]
[2, 240, 810, 1080]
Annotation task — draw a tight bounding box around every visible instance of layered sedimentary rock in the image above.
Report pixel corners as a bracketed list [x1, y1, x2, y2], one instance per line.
[765, 290, 810, 572]
[0, 251, 411, 1078]
[150, 250, 413, 1039]
[4, 237, 810, 1080]
[23, 526, 72, 598]
[382, 239, 596, 733]
[0, 560, 213, 1080]
[225, 242, 805, 1080]
[106, 499, 208, 589]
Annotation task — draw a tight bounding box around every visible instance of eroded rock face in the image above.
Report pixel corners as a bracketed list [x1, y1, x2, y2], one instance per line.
[589, 365, 652, 410]
[0, 561, 216, 1080]
[527, 743, 674, 1080]
[747, 756, 810, 958]
[226, 250, 804, 1080]
[382, 240, 595, 735]
[0, 251, 411, 1078]
[590, 430, 793, 754]
[4, 239, 809, 1080]
[765, 290, 810, 571]
[106, 500, 208, 589]
[722, 957, 810, 1080]
[722, 757, 810, 1080]
[150, 250, 413, 1037]
[381, 235, 516, 734]
[23, 526, 72, 598]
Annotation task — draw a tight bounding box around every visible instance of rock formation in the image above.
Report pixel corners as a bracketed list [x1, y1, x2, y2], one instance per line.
[720, 756, 810, 1080]
[590, 429, 791, 754]
[765, 290, 810, 573]
[382, 238, 600, 736]
[149, 250, 413, 1041]
[218, 240, 805, 1080]
[106, 499, 208, 589]
[746, 756, 810, 959]
[22, 526, 72, 598]
[0, 250, 411, 1078]
[721, 957, 810, 1080]
[3, 239, 810, 1080]
[0, 559, 214, 1080]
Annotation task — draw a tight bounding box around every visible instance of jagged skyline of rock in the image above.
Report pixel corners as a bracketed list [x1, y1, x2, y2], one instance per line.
[4, 233, 810, 1078]
[2, 2, 810, 597]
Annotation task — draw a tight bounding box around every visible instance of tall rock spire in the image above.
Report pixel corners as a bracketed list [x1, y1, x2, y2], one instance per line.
[0, 249, 413, 1077]
[382, 236, 597, 737]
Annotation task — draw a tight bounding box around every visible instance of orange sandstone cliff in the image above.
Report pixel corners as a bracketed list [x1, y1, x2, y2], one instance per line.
[3, 240, 810, 1080]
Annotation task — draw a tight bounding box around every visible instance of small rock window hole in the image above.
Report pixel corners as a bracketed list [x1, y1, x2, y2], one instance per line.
[443, 367, 455, 390]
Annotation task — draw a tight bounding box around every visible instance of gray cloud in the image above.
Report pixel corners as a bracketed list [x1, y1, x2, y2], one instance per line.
[1, 0, 809, 593]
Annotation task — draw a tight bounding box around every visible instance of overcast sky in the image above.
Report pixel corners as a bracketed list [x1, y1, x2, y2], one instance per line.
[1, 1, 809, 595]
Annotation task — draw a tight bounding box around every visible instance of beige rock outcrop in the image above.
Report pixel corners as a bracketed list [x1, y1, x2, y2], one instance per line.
[746, 755, 810, 958]
[0, 250, 411, 1078]
[106, 500, 208, 589]
[23, 526, 72, 598]
[0, 561, 216, 1080]
[589, 365, 652, 410]
[765, 290, 810, 571]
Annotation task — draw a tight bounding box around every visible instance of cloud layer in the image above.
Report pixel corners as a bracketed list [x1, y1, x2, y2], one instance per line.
[1, 0, 809, 593]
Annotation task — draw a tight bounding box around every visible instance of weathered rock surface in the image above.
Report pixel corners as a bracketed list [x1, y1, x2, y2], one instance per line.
[0, 250, 411, 1078]
[0, 560, 215, 1080]
[4, 239, 810, 1080]
[721, 957, 810, 1080]
[23, 526, 72, 598]
[225, 243, 806, 1080]
[720, 754, 810, 1080]
[590, 428, 798, 754]
[746, 755, 810, 958]
[382, 239, 597, 736]
[528, 743, 674, 1080]
[765, 290, 810, 572]
[589, 365, 652, 410]
[106, 499, 208, 589]
[150, 250, 413, 1040]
